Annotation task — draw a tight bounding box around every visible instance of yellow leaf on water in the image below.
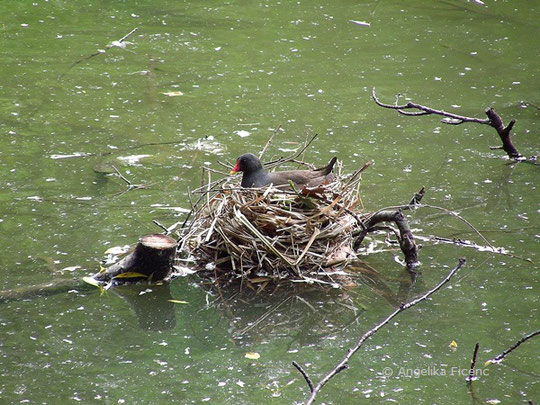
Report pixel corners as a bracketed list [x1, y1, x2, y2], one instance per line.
[162, 91, 184, 96]
[112, 272, 148, 279]
[168, 299, 189, 304]
[245, 352, 260, 360]
[449, 340, 458, 349]
[82, 276, 101, 287]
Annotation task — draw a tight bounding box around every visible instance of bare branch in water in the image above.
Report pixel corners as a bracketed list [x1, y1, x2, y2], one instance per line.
[295, 258, 466, 404]
[60, 28, 139, 77]
[466, 343, 480, 384]
[371, 88, 529, 161]
[486, 330, 540, 365]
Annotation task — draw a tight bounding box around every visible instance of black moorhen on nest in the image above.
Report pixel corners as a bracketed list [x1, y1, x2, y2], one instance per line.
[230, 153, 337, 188]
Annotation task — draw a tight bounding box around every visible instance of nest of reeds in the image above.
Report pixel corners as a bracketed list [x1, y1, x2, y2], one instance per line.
[179, 159, 370, 287]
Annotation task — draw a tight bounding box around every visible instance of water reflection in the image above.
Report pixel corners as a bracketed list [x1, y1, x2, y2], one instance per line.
[191, 261, 418, 347]
[483, 163, 515, 213]
[111, 283, 177, 331]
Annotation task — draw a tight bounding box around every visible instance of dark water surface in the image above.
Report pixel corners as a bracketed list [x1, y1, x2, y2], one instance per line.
[1, 1, 538, 404]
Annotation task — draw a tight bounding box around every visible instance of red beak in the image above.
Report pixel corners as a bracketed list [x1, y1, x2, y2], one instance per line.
[230, 160, 241, 174]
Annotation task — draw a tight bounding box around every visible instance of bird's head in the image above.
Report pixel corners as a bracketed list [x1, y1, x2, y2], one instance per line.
[230, 153, 263, 174]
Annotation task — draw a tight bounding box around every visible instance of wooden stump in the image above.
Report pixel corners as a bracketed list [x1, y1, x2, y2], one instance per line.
[91, 234, 178, 284]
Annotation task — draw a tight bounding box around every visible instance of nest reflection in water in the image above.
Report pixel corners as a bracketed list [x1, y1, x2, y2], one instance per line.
[191, 262, 418, 347]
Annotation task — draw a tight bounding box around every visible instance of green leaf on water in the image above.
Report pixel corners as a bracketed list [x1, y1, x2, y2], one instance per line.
[168, 299, 189, 304]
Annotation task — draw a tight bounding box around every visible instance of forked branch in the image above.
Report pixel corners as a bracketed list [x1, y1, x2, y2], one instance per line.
[353, 187, 426, 268]
[372, 88, 523, 160]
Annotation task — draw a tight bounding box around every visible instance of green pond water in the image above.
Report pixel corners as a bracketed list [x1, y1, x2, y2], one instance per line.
[1, 0, 538, 404]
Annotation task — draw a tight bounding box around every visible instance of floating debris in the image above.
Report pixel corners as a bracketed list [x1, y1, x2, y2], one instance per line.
[349, 20, 371, 27]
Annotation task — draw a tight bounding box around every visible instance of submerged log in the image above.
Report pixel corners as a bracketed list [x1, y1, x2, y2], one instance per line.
[0, 278, 87, 303]
[91, 234, 177, 284]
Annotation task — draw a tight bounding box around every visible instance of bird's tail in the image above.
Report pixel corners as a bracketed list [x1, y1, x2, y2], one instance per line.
[315, 157, 337, 175]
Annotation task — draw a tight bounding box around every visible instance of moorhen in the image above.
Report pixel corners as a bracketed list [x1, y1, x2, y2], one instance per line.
[230, 153, 337, 188]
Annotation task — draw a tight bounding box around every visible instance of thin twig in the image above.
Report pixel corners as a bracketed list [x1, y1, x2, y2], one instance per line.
[486, 330, 540, 364]
[297, 257, 466, 405]
[466, 343, 480, 384]
[292, 361, 314, 393]
[153, 220, 169, 233]
[60, 28, 138, 77]
[111, 166, 153, 195]
[361, 202, 494, 254]
[236, 296, 292, 336]
[414, 234, 532, 263]
[259, 124, 281, 160]
[373, 87, 490, 124]
[264, 134, 319, 169]
[117, 27, 138, 43]
[420, 204, 495, 251]
[50, 141, 187, 161]
[112, 166, 132, 186]
[408, 186, 426, 206]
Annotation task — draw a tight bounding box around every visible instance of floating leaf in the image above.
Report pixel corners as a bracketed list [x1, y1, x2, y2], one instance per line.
[234, 130, 250, 138]
[162, 91, 184, 96]
[112, 272, 148, 279]
[349, 20, 370, 27]
[82, 276, 101, 287]
[449, 340, 458, 349]
[245, 352, 260, 360]
[168, 299, 189, 304]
